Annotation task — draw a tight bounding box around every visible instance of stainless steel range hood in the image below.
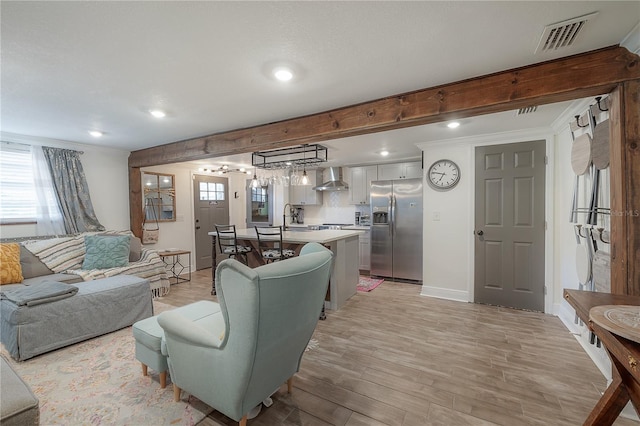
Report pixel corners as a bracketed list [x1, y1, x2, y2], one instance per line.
[313, 167, 349, 191]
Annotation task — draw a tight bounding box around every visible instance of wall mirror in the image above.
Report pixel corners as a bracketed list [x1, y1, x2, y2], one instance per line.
[142, 172, 176, 222]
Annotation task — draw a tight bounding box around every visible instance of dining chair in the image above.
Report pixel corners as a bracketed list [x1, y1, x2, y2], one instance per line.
[215, 224, 252, 265]
[254, 226, 296, 264]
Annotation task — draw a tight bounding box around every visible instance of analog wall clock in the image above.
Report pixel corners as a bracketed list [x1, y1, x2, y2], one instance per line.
[427, 159, 460, 190]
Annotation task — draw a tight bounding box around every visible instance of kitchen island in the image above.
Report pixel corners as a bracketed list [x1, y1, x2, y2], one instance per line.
[209, 228, 362, 311]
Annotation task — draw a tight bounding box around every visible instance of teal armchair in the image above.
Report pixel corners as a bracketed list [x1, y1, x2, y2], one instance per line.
[157, 242, 333, 425]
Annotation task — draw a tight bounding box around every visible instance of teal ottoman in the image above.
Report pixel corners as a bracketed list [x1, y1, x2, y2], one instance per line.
[132, 300, 221, 388]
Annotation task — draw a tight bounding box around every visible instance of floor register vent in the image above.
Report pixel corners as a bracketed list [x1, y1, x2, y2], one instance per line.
[535, 12, 598, 54]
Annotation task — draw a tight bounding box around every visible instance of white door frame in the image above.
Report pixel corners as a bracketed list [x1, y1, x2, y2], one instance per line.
[467, 129, 555, 314]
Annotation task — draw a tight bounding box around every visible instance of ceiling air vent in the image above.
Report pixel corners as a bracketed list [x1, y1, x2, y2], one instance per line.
[535, 12, 598, 54]
[516, 106, 538, 116]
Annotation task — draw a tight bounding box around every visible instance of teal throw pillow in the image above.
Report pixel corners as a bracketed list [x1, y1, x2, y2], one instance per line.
[82, 235, 130, 270]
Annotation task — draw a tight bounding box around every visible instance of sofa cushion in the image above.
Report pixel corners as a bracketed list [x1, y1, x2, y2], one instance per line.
[19, 245, 53, 279]
[0, 244, 23, 285]
[82, 235, 130, 270]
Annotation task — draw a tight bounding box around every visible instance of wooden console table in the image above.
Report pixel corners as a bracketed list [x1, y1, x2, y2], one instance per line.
[564, 289, 640, 425]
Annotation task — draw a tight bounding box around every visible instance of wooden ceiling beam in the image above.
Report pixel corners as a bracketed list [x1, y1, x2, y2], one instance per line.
[128, 46, 640, 168]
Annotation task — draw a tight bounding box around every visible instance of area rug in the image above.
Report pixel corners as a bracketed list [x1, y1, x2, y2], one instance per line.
[357, 276, 384, 292]
[2, 301, 213, 425]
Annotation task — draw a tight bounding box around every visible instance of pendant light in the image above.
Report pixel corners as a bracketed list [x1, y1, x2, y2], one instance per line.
[301, 144, 309, 185]
[251, 168, 259, 188]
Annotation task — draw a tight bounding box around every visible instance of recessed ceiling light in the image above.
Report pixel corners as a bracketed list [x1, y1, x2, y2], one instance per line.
[447, 121, 460, 129]
[380, 150, 389, 156]
[149, 109, 166, 118]
[274, 68, 293, 82]
[88, 130, 103, 137]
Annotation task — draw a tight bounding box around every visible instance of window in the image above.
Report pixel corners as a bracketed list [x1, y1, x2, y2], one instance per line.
[251, 187, 267, 203]
[199, 182, 225, 201]
[0, 143, 37, 223]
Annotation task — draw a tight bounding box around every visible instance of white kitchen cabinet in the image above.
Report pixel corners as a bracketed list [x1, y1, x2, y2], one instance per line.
[359, 229, 370, 271]
[348, 165, 378, 205]
[377, 161, 422, 180]
[289, 169, 323, 205]
[343, 227, 371, 271]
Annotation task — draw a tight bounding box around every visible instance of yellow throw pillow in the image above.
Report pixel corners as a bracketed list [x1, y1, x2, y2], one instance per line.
[0, 243, 24, 284]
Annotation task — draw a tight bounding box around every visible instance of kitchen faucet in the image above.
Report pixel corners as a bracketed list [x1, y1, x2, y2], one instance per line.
[282, 203, 293, 230]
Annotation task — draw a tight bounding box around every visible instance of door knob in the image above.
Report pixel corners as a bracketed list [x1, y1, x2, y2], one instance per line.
[476, 230, 484, 236]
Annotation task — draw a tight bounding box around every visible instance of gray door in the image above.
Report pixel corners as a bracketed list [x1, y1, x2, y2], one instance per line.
[194, 175, 229, 270]
[474, 140, 546, 311]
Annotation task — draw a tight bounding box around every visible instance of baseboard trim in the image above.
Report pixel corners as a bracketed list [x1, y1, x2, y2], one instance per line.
[420, 285, 469, 303]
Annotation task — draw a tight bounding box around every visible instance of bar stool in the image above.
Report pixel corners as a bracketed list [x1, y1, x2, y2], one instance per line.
[254, 226, 296, 264]
[215, 224, 252, 265]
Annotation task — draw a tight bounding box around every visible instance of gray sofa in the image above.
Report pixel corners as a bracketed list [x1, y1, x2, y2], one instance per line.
[1, 275, 154, 361]
[0, 231, 163, 361]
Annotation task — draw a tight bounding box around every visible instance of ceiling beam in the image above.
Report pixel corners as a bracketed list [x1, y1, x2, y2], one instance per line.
[128, 45, 640, 168]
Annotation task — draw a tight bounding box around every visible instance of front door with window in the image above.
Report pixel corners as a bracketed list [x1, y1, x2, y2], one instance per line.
[474, 140, 546, 311]
[193, 175, 229, 270]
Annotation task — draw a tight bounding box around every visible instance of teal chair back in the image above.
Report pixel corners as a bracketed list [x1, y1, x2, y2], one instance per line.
[158, 242, 333, 423]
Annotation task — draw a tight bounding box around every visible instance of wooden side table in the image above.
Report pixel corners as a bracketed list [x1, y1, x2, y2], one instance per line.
[158, 250, 191, 285]
[564, 289, 640, 425]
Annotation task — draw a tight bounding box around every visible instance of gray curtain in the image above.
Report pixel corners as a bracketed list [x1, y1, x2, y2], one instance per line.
[42, 146, 105, 233]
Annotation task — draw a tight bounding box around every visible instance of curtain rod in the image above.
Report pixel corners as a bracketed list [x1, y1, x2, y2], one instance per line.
[0, 140, 84, 154]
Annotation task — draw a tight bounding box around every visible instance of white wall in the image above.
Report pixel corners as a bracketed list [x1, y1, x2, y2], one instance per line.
[140, 164, 195, 254]
[419, 144, 472, 301]
[0, 132, 130, 238]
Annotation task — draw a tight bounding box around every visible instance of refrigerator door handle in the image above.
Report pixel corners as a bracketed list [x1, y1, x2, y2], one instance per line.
[388, 195, 393, 237]
[391, 195, 396, 237]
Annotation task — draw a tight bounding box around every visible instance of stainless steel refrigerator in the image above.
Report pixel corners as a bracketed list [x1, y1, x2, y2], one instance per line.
[370, 179, 423, 282]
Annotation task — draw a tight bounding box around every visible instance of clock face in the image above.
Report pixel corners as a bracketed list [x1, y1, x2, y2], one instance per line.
[427, 160, 460, 190]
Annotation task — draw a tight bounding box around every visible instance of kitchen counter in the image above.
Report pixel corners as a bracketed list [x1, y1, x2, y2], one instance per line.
[341, 225, 370, 230]
[208, 228, 362, 311]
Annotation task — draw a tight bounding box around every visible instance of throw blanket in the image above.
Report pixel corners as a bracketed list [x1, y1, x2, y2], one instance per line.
[1, 281, 78, 306]
[66, 249, 170, 298]
[21, 235, 86, 272]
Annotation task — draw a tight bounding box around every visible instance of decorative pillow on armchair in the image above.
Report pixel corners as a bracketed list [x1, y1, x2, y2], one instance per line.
[82, 235, 130, 270]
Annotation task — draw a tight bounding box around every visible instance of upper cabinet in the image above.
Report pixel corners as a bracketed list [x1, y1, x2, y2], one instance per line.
[348, 165, 378, 205]
[289, 169, 323, 205]
[377, 161, 423, 180]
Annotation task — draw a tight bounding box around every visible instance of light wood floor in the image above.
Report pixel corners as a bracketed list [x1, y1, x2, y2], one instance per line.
[158, 269, 638, 426]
